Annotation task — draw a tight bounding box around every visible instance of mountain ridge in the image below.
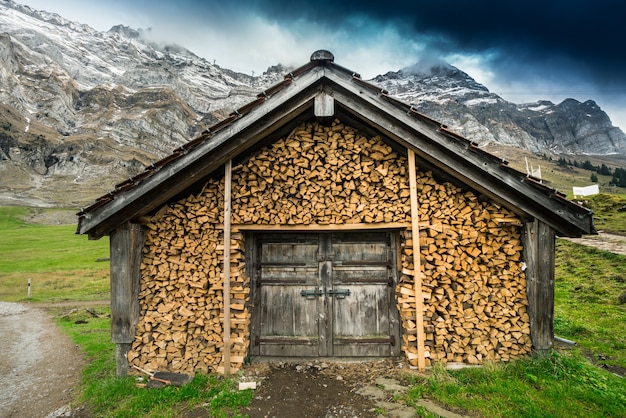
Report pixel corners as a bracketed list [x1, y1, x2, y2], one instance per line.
[373, 63, 626, 155]
[0, 0, 624, 207]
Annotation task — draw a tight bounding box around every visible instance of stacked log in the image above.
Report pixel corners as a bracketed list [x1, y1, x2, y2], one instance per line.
[230, 121, 410, 225]
[396, 175, 530, 367]
[128, 185, 250, 375]
[128, 118, 530, 374]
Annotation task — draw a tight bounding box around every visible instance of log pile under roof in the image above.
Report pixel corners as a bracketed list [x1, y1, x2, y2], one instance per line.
[127, 119, 531, 373]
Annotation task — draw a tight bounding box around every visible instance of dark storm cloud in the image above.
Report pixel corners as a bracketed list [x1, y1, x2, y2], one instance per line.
[23, 0, 625, 127]
[239, 0, 623, 88]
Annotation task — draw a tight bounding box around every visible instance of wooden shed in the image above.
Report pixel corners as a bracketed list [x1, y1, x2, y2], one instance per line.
[76, 50, 595, 376]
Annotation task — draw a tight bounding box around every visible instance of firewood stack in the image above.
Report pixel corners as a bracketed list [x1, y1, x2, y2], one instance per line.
[396, 176, 531, 367]
[128, 181, 251, 375]
[230, 121, 411, 225]
[128, 118, 530, 374]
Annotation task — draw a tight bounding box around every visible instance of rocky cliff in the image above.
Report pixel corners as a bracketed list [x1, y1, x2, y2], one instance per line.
[1, 0, 624, 207]
[373, 63, 626, 155]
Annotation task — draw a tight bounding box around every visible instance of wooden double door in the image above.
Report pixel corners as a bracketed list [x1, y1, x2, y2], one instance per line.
[249, 231, 400, 358]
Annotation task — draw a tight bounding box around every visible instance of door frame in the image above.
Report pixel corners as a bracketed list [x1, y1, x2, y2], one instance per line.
[245, 228, 402, 359]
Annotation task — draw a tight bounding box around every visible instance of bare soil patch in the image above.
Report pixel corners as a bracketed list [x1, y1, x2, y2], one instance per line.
[179, 359, 427, 418]
[246, 365, 379, 417]
[242, 360, 405, 418]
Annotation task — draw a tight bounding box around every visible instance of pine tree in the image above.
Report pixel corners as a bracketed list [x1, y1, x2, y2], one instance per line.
[582, 160, 595, 170]
[597, 163, 611, 176]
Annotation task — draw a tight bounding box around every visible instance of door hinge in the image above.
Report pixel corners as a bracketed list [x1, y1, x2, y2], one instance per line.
[327, 288, 351, 299]
[337, 335, 396, 346]
[300, 289, 323, 299]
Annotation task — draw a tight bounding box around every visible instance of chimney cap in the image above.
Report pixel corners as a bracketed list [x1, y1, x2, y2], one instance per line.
[310, 50, 334, 63]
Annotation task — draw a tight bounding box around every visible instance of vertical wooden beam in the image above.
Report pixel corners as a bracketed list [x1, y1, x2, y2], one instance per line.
[222, 159, 232, 375]
[524, 219, 556, 356]
[407, 148, 426, 371]
[110, 222, 144, 377]
[314, 91, 334, 118]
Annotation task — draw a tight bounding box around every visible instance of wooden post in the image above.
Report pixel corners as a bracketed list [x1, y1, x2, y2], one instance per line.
[222, 159, 232, 375]
[408, 148, 426, 371]
[314, 91, 334, 118]
[110, 222, 144, 377]
[524, 219, 555, 356]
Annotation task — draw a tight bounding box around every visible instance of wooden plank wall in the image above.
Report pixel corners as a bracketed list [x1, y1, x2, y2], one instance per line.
[110, 222, 144, 377]
[524, 219, 556, 354]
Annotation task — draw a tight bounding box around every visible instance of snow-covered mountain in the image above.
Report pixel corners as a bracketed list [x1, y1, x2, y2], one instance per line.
[1, 0, 624, 207]
[0, 0, 285, 205]
[373, 62, 626, 155]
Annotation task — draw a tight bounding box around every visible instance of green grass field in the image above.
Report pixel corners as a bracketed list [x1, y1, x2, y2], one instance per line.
[584, 193, 626, 234]
[56, 307, 252, 418]
[555, 240, 626, 370]
[0, 206, 110, 302]
[1, 205, 625, 417]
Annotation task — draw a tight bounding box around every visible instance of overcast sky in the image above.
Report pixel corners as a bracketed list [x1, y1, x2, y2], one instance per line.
[20, 0, 626, 132]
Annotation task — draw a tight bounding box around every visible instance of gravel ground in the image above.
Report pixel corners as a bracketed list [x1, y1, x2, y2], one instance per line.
[561, 232, 626, 256]
[0, 302, 84, 418]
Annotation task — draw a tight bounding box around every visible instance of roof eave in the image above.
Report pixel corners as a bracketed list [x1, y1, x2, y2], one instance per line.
[78, 67, 328, 238]
[77, 62, 595, 239]
[320, 72, 595, 237]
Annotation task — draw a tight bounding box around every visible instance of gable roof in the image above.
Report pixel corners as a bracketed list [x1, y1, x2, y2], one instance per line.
[76, 50, 595, 239]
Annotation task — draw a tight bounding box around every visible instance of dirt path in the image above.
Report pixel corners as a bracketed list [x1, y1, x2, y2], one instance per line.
[561, 232, 626, 256]
[242, 361, 407, 418]
[0, 302, 84, 418]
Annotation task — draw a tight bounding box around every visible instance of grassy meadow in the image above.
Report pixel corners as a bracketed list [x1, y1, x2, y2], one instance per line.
[584, 193, 626, 234]
[0, 206, 110, 302]
[1, 201, 625, 417]
[55, 307, 252, 418]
